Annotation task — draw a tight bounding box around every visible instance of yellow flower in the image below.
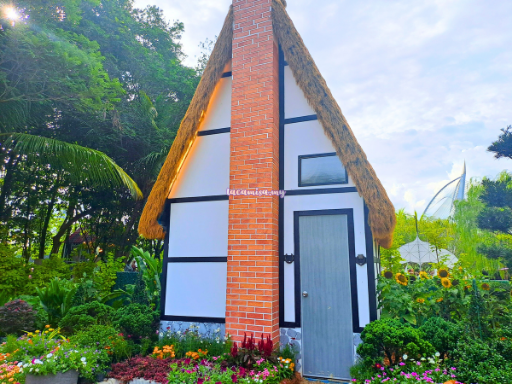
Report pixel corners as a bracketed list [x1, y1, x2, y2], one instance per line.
[441, 278, 452, 288]
[383, 271, 393, 279]
[416, 298, 425, 304]
[48, 328, 54, 331]
[35, 330, 40, 333]
[419, 271, 430, 280]
[437, 269, 449, 279]
[45, 325, 50, 329]
[395, 273, 408, 286]
[436, 297, 444, 303]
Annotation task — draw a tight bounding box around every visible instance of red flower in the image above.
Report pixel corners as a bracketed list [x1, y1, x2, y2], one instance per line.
[231, 374, 238, 383]
[230, 342, 238, 358]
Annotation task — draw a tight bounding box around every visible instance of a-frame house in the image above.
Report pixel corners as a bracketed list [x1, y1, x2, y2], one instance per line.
[139, 0, 395, 380]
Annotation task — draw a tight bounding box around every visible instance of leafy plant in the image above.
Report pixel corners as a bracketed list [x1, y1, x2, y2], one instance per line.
[419, 317, 461, 360]
[35, 277, 77, 326]
[93, 253, 126, 298]
[59, 301, 115, 334]
[109, 356, 175, 383]
[228, 333, 275, 368]
[357, 318, 434, 368]
[131, 246, 162, 309]
[70, 325, 131, 370]
[0, 299, 37, 335]
[113, 303, 158, 342]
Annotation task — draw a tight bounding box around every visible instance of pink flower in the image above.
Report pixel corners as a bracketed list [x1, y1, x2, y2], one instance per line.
[28, 275, 32, 279]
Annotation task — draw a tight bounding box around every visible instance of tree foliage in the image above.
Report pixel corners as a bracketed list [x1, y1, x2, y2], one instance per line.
[0, 0, 202, 258]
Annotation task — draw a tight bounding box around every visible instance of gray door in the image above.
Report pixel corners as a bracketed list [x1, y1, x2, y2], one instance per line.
[298, 212, 354, 380]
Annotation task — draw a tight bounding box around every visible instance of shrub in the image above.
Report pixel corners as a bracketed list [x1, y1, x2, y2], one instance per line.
[0, 299, 37, 335]
[113, 303, 158, 341]
[59, 301, 115, 334]
[93, 253, 125, 297]
[419, 317, 461, 359]
[159, 326, 228, 358]
[357, 318, 434, 368]
[35, 277, 77, 326]
[450, 336, 512, 384]
[70, 325, 131, 368]
[17, 295, 48, 330]
[0, 245, 27, 297]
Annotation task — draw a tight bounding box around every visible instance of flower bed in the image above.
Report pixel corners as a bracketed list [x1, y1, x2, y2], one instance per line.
[108, 333, 296, 384]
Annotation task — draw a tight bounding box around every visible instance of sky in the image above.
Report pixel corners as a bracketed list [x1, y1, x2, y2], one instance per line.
[133, 0, 512, 213]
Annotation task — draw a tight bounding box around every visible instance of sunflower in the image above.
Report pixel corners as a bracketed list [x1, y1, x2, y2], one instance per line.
[383, 271, 393, 279]
[409, 275, 417, 283]
[416, 298, 425, 304]
[441, 278, 452, 288]
[419, 271, 430, 280]
[437, 269, 449, 278]
[452, 279, 460, 287]
[436, 297, 444, 303]
[395, 273, 408, 286]
[481, 283, 490, 291]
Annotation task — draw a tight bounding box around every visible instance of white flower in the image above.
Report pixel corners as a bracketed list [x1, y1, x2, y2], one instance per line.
[403, 354, 408, 360]
[30, 368, 33, 372]
[420, 357, 425, 361]
[81, 357, 86, 362]
[34, 359, 43, 365]
[35, 368, 39, 372]
[177, 331, 181, 335]
[46, 353, 53, 359]
[435, 352, 440, 357]
[17, 362, 23, 367]
[215, 328, 221, 333]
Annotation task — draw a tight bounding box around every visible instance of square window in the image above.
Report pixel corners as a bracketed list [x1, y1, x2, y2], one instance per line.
[299, 153, 348, 187]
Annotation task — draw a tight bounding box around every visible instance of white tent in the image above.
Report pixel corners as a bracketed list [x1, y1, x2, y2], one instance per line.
[399, 236, 458, 268]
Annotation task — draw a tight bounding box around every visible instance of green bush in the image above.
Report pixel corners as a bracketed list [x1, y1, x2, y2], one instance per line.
[59, 301, 115, 334]
[70, 324, 131, 366]
[0, 299, 37, 335]
[419, 316, 461, 359]
[0, 245, 27, 297]
[113, 303, 158, 342]
[357, 318, 435, 368]
[450, 336, 512, 384]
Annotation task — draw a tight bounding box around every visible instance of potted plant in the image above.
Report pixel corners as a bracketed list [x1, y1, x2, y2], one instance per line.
[22, 346, 100, 384]
[1, 327, 104, 384]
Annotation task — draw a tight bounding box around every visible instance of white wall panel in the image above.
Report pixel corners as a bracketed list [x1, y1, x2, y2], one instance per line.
[169, 133, 230, 198]
[284, 121, 355, 190]
[284, 66, 316, 119]
[283, 262, 295, 323]
[283, 193, 370, 328]
[164, 263, 227, 318]
[168, 200, 229, 258]
[199, 76, 232, 131]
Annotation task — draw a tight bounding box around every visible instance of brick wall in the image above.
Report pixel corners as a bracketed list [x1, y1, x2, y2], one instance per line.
[225, 0, 280, 343]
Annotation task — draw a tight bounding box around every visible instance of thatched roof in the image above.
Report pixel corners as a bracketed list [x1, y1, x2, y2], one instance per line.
[138, 0, 396, 248]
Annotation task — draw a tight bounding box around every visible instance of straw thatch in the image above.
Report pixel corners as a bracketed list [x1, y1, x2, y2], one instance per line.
[272, 0, 395, 248]
[137, 6, 233, 240]
[139, 1, 396, 248]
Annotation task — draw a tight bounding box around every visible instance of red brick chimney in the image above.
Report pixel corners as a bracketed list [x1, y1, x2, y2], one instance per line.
[225, 0, 280, 343]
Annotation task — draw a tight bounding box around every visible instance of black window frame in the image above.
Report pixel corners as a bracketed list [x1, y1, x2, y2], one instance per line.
[298, 152, 348, 187]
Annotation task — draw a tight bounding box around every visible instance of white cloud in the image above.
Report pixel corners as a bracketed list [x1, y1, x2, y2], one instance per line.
[133, 0, 512, 213]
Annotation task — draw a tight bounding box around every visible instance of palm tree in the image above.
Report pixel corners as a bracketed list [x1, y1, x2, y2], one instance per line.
[0, 133, 143, 258]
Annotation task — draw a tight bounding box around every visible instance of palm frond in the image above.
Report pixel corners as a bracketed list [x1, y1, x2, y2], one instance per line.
[0, 133, 143, 199]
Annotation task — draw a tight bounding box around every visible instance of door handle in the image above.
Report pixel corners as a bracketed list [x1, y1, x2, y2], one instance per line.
[302, 291, 308, 297]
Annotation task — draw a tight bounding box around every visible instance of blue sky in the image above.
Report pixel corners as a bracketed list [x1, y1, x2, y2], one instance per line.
[133, 0, 512, 213]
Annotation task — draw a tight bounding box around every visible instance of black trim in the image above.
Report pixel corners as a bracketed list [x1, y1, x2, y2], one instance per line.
[285, 187, 357, 196]
[168, 195, 229, 204]
[221, 71, 232, 78]
[161, 315, 226, 324]
[284, 115, 317, 125]
[198, 127, 230, 136]
[365, 204, 378, 322]
[167, 257, 227, 263]
[298, 153, 349, 187]
[294, 209, 360, 333]
[278, 45, 289, 327]
[159, 203, 171, 320]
